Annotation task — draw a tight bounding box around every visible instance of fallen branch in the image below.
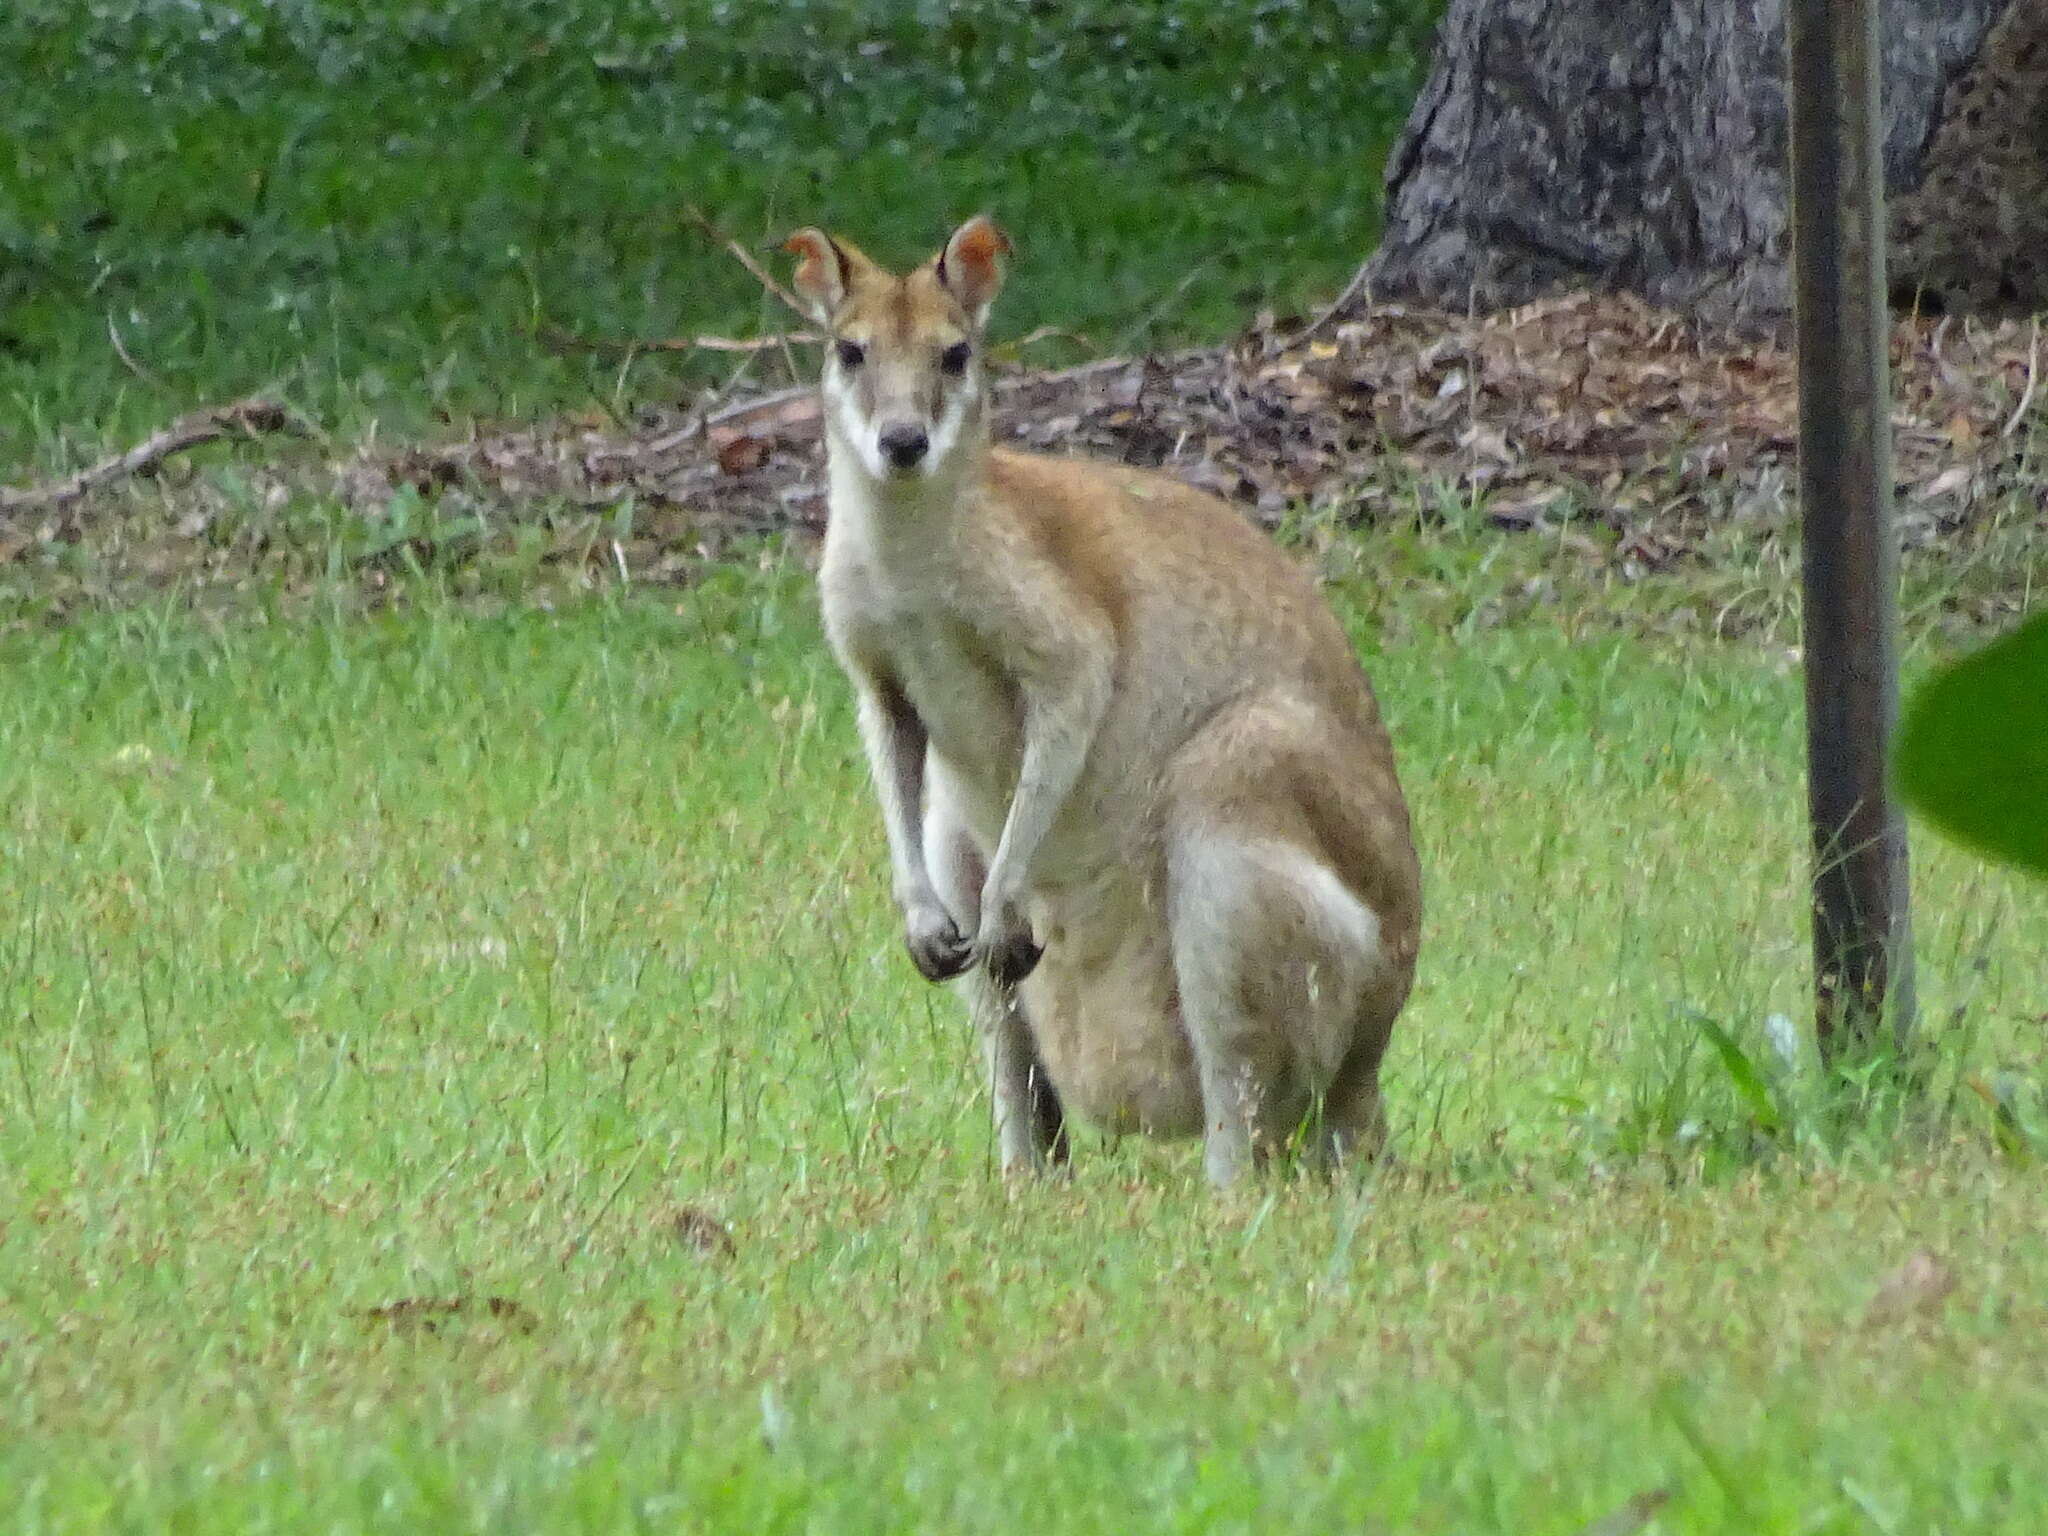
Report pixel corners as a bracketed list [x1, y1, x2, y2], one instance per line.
[540, 324, 820, 358]
[1269, 260, 1375, 358]
[990, 324, 1095, 361]
[0, 397, 293, 518]
[994, 346, 1211, 390]
[704, 382, 814, 432]
[635, 355, 770, 456]
[687, 345, 1212, 442]
[684, 205, 810, 320]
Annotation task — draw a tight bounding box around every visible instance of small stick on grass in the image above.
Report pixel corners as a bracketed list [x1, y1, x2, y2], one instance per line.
[701, 382, 813, 432]
[993, 324, 1094, 360]
[106, 311, 164, 389]
[540, 324, 820, 357]
[1110, 262, 1211, 359]
[628, 353, 769, 458]
[658, 339, 1211, 451]
[0, 397, 293, 517]
[559, 1140, 651, 1267]
[684, 205, 811, 321]
[1266, 261, 1375, 359]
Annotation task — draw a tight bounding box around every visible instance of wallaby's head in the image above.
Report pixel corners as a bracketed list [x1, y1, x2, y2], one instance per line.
[785, 216, 1009, 485]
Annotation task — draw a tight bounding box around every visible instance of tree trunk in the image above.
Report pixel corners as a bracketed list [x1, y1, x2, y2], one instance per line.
[1360, 0, 2047, 321]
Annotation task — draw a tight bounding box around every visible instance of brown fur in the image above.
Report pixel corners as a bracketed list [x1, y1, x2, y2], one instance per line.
[796, 217, 1421, 1185]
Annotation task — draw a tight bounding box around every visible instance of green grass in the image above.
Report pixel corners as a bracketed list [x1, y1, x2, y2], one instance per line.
[0, 0, 1438, 470]
[1, 548, 2043, 1532]
[4, 3, 2045, 1527]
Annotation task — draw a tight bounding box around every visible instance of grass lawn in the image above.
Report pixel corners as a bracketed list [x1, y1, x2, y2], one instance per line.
[0, 0, 1436, 469]
[4, 2, 2046, 1530]
[0, 544, 2043, 1533]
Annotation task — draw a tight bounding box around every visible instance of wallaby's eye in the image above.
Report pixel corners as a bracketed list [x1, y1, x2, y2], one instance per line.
[940, 342, 971, 376]
[835, 339, 866, 370]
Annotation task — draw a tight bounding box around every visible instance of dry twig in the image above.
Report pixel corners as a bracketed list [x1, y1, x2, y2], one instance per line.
[0, 397, 293, 518]
[994, 325, 1095, 359]
[2002, 317, 2039, 438]
[684, 205, 810, 320]
[693, 383, 816, 435]
[541, 324, 820, 357]
[997, 346, 1208, 389]
[1267, 259, 1375, 358]
[106, 311, 165, 388]
[360, 1295, 538, 1334]
[691, 343, 1206, 442]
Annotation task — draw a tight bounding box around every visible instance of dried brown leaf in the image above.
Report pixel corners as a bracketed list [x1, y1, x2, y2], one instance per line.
[1572, 1488, 1672, 1536]
[362, 1295, 539, 1335]
[1918, 465, 1975, 501]
[673, 1205, 738, 1259]
[1864, 1249, 1957, 1327]
[716, 435, 772, 476]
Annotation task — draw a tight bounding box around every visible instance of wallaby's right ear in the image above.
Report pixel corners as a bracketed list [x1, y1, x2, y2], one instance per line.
[935, 215, 1010, 329]
[785, 228, 854, 326]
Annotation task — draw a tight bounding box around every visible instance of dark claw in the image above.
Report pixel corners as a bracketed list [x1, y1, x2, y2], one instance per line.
[907, 922, 974, 983]
[984, 929, 1043, 989]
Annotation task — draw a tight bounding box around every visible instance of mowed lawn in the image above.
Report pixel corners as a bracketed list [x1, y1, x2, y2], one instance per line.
[1, 554, 2043, 1533]
[4, 3, 2046, 1529]
[0, 0, 1436, 466]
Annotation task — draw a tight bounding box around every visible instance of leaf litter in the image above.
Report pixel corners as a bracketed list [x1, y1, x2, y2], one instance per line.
[5, 292, 2043, 611]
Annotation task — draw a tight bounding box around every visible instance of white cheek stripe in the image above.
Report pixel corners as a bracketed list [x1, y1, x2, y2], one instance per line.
[924, 383, 976, 469]
[827, 381, 890, 480]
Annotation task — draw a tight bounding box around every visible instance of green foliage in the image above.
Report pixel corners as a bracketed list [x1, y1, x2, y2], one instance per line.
[0, 0, 1441, 464]
[1897, 607, 2048, 879]
[0, 552, 2043, 1529]
[3, 4, 2044, 1525]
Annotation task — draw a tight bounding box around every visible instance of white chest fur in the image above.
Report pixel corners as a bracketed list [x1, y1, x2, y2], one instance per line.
[821, 461, 1021, 806]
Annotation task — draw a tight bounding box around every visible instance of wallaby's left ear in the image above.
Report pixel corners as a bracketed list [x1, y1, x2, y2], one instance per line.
[935, 215, 1010, 329]
[785, 228, 854, 327]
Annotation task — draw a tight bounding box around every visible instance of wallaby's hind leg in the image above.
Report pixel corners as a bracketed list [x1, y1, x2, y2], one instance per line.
[1165, 686, 1410, 1189]
[1311, 1045, 1389, 1173]
[1168, 831, 1381, 1186]
[928, 810, 1067, 1175]
[969, 978, 1070, 1173]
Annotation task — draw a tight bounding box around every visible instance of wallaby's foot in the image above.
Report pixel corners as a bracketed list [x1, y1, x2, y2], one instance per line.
[1203, 1131, 1255, 1190]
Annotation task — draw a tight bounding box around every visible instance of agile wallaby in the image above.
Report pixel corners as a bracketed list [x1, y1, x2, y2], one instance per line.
[788, 216, 1420, 1186]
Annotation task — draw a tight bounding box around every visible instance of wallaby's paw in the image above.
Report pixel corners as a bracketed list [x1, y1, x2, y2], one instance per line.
[904, 905, 973, 983]
[973, 884, 1041, 988]
[980, 925, 1043, 988]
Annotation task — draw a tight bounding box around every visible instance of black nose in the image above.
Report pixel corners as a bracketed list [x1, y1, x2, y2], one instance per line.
[879, 424, 929, 470]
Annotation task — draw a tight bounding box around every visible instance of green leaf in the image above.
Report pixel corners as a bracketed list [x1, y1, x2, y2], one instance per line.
[1693, 1013, 1782, 1134]
[1895, 610, 2048, 879]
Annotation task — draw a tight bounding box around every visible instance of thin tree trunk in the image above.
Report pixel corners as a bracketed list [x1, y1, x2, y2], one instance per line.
[1359, 0, 2042, 321]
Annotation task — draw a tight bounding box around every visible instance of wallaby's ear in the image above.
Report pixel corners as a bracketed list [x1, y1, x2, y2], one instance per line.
[784, 228, 857, 326]
[935, 215, 1010, 329]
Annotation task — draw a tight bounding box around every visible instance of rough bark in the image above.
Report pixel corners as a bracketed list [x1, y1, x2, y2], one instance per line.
[1361, 0, 2044, 321]
[1892, 2, 2048, 312]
